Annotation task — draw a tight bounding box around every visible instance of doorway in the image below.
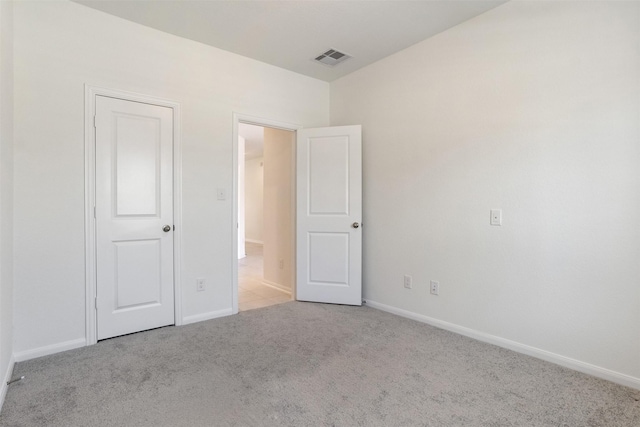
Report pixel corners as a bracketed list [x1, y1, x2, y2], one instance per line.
[237, 123, 295, 311]
[232, 114, 362, 312]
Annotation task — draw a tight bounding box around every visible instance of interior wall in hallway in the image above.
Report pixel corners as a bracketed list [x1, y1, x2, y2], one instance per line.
[262, 128, 294, 292]
[244, 156, 264, 244]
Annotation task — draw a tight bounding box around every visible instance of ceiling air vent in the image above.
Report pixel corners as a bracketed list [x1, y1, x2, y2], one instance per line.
[314, 49, 352, 67]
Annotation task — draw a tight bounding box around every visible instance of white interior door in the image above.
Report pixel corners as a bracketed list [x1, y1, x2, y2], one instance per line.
[95, 95, 175, 340]
[296, 125, 362, 305]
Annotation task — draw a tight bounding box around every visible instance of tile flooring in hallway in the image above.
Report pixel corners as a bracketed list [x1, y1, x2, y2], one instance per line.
[239, 242, 291, 311]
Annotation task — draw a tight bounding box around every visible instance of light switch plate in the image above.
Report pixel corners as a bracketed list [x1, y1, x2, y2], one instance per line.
[490, 209, 502, 226]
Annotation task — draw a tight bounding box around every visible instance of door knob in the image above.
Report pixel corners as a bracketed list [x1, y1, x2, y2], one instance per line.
[352, 222, 360, 229]
[163, 225, 171, 232]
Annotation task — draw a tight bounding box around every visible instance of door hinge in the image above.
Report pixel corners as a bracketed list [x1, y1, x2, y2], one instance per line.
[94, 297, 98, 310]
[93, 206, 96, 219]
[93, 115, 96, 128]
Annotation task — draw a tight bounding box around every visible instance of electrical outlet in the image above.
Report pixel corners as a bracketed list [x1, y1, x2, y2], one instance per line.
[430, 280, 439, 296]
[196, 278, 206, 292]
[404, 275, 412, 289]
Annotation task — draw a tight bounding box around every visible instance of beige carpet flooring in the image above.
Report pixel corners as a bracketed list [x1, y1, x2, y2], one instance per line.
[1, 302, 639, 426]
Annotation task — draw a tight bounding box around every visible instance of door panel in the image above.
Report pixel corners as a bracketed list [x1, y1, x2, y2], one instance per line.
[96, 96, 174, 340]
[114, 114, 161, 216]
[296, 125, 362, 305]
[113, 239, 161, 310]
[308, 232, 350, 285]
[309, 136, 350, 215]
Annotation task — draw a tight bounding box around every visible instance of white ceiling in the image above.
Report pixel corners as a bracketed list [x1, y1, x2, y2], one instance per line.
[73, 0, 507, 82]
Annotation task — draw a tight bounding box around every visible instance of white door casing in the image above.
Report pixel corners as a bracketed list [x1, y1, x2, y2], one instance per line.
[95, 95, 175, 340]
[296, 125, 362, 305]
[238, 136, 246, 259]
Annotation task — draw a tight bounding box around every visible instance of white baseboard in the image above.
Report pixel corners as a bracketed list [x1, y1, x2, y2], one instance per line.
[0, 354, 15, 413]
[182, 308, 233, 325]
[261, 279, 292, 295]
[13, 338, 87, 363]
[365, 299, 640, 391]
[245, 239, 263, 245]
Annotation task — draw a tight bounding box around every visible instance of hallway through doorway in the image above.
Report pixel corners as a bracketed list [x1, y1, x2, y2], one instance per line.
[238, 242, 291, 311]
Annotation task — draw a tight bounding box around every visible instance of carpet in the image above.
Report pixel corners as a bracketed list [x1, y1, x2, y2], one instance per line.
[1, 302, 638, 426]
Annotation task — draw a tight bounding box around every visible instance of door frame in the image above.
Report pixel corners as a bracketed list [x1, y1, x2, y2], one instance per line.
[84, 85, 183, 345]
[231, 113, 300, 313]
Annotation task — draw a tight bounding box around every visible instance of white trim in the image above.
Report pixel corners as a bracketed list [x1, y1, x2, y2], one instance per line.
[289, 132, 297, 302]
[0, 354, 15, 412]
[13, 338, 86, 363]
[84, 85, 183, 345]
[261, 279, 292, 296]
[182, 308, 233, 325]
[365, 299, 640, 391]
[244, 239, 263, 245]
[231, 113, 301, 316]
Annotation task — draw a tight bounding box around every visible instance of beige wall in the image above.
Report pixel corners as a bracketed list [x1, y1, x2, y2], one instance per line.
[244, 157, 264, 244]
[263, 128, 294, 292]
[0, 0, 14, 401]
[331, 1, 640, 383]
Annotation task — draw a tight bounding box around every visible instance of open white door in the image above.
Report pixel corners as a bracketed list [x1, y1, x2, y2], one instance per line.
[95, 96, 175, 340]
[296, 125, 362, 305]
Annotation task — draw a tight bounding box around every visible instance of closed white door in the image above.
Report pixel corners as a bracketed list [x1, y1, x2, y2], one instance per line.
[296, 125, 362, 305]
[95, 96, 175, 340]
